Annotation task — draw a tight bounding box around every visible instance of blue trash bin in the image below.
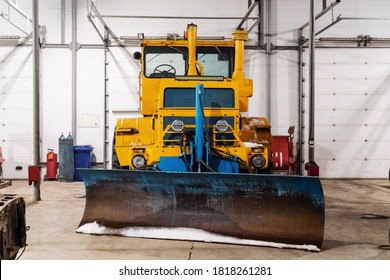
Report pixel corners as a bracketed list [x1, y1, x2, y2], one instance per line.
[73, 145, 93, 181]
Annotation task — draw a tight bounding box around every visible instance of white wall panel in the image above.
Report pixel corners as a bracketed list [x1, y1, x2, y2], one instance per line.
[76, 48, 105, 161]
[41, 48, 72, 167]
[246, 50, 267, 117]
[270, 0, 309, 46]
[313, 49, 390, 178]
[270, 50, 300, 135]
[0, 46, 32, 178]
[107, 47, 140, 112]
[42, 48, 105, 162]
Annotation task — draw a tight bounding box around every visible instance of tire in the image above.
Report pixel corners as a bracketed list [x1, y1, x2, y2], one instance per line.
[111, 129, 125, 170]
[112, 152, 122, 169]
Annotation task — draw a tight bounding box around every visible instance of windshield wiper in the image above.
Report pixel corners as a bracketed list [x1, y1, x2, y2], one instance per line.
[167, 45, 185, 55]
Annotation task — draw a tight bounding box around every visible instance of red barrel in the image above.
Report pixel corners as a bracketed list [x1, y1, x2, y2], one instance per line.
[45, 149, 58, 180]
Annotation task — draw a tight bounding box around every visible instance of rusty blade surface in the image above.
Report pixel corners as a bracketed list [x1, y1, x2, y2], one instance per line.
[77, 169, 325, 249]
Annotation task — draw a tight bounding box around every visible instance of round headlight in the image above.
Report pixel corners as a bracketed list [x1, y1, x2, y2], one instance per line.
[216, 119, 229, 132]
[132, 155, 146, 168]
[252, 154, 266, 168]
[172, 119, 184, 132]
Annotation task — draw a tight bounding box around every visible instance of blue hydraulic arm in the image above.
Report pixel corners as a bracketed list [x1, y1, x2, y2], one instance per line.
[195, 84, 204, 172]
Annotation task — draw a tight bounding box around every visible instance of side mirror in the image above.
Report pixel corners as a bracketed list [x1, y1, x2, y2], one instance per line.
[133, 51, 142, 60]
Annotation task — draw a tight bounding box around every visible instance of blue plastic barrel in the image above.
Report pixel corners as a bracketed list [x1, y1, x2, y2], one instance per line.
[73, 145, 93, 181]
[58, 133, 74, 182]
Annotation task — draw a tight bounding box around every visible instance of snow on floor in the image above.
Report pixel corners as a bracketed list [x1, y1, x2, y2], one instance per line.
[77, 222, 320, 252]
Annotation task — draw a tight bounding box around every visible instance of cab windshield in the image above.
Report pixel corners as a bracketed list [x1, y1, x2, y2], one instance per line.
[144, 46, 234, 78]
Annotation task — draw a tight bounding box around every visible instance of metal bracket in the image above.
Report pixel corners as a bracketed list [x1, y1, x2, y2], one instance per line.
[39, 25, 46, 47]
[68, 41, 81, 51]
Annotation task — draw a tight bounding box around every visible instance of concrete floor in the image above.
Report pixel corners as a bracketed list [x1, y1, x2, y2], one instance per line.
[2, 178, 390, 260]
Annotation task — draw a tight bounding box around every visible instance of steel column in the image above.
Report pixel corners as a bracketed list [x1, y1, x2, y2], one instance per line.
[264, 0, 272, 122]
[32, 0, 41, 200]
[103, 29, 109, 169]
[308, 0, 315, 163]
[61, 0, 65, 44]
[71, 0, 77, 142]
[297, 34, 305, 175]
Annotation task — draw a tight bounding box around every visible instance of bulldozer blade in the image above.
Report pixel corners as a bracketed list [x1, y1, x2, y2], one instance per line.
[77, 169, 325, 251]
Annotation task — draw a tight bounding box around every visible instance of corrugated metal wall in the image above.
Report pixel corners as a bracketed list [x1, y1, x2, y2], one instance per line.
[1, 0, 389, 178]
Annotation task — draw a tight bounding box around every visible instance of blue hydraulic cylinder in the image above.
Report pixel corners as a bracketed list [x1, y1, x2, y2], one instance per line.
[195, 84, 204, 165]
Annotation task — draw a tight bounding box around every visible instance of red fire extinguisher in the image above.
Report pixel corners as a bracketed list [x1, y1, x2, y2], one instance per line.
[45, 148, 58, 181]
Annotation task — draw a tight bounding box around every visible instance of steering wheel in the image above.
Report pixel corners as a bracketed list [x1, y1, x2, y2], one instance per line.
[153, 64, 176, 76]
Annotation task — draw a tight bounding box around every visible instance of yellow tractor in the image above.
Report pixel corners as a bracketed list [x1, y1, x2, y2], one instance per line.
[113, 24, 272, 174]
[77, 24, 325, 251]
